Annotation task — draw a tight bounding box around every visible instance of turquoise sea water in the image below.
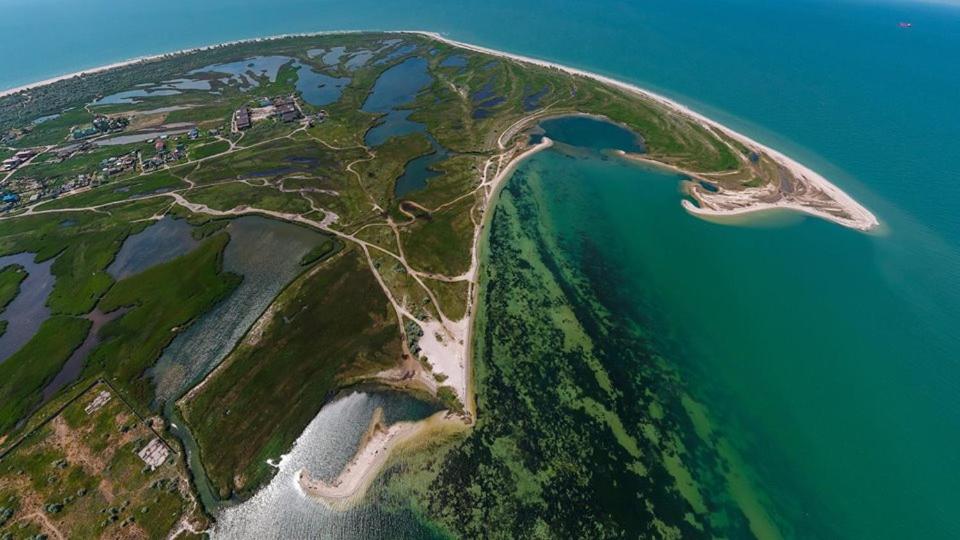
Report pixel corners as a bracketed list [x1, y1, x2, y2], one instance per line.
[4, 0, 960, 537]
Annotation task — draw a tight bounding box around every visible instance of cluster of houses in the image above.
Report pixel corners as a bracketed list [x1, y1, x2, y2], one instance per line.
[142, 136, 187, 170]
[1, 148, 37, 172]
[233, 95, 307, 132]
[1, 145, 144, 212]
[72, 115, 129, 140]
[100, 152, 138, 176]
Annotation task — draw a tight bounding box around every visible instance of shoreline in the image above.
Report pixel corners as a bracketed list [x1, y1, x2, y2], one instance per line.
[6, 29, 881, 510]
[296, 409, 459, 508]
[415, 31, 879, 232]
[0, 30, 365, 99]
[296, 136, 555, 508]
[3, 29, 877, 230]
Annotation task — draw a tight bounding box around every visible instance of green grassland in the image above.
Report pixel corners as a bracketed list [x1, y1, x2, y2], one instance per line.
[188, 139, 229, 160]
[0, 317, 90, 433]
[36, 171, 186, 211]
[401, 194, 477, 277]
[185, 182, 312, 214]
[181, 248, 400, 498]
[85, 233, 241, 407]
[0, 382, 204, 539]
[0, 264, 27, 313]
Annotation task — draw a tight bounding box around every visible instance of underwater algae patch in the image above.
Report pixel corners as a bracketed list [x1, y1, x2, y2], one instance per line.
[383, 160, 784, 538]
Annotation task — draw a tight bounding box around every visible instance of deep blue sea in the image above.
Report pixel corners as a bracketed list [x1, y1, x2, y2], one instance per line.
[4, 0, 960, 537]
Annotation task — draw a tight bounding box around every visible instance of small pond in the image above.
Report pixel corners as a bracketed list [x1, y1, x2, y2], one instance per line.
[538, 115, 645, 153]
[107, 216, 200, 280]
[440, 55, 467, 69]
[295, 64, 349, 107]
[0, 253, 55, 364]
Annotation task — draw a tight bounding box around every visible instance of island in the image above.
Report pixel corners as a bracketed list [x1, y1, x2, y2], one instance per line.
[0, 31, 877, 539]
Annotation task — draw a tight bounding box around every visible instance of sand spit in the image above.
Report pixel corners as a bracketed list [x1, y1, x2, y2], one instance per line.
[414, 32, 879, 231]
[297, 409, 453, 509]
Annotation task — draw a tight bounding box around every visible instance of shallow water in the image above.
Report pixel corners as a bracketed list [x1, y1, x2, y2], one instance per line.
[107, 216, 199, 279]
[478, 116, 960, 537]
[31, 113, 60, 124]
[189, 55, 293, 88]
[295, 64, 349, 107]
[40, 306, 127, 402]
[0, 253, 54, 364]
[361, 56, 432, 147]
[149, 216, 322, 404]
[96, 88, 181, 105]
[539, 115, 644, 153]
[211, 390, 441, 539]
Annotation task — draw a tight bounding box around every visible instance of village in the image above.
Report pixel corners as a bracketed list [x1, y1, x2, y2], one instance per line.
[0, 93, 322, 212]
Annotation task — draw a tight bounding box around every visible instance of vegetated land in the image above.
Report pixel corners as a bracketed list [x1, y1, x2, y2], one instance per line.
[0, 317, 90, 433]
[181, 247, 401, 498]
[0, 382, 205, 539]
[85, 232, 241, 407]
[0, 264, 27, 337]
[0, 30, 805, 534]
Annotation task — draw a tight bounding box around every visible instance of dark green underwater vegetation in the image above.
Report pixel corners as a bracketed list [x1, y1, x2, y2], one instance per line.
[384, 161, 785, 538]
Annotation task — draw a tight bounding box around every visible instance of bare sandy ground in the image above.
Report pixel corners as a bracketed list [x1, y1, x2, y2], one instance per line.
[296, 409, 454, 508]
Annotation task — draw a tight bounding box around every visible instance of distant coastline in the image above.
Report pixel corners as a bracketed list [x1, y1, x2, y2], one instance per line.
[415, 32, 879, 231]
[0, 30, 363, 99]
[1, 29, 879, 232]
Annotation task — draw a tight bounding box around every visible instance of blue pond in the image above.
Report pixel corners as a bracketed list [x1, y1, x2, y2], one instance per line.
[375, 43, 417, 65]
[395, 143, 450, 197]
[321, 46, 347, 66]
[362, 57, 432, 146]
[345, 50, 373, 70]
[538, 115, 644, 153]
[440, 55, 467, 68]
[295, 64, 349, 107]
[107, 216, 199, 280]
[360, 56, 453, 197]
[0, 253, 55, 364]
[523, 85, 548, 111]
